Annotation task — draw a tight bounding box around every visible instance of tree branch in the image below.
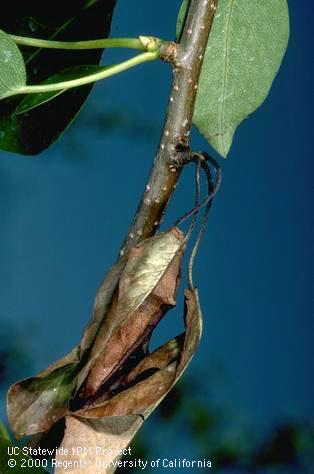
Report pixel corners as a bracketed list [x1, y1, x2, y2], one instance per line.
[121, 0, 218, 257]
[88, 0, 218, 345]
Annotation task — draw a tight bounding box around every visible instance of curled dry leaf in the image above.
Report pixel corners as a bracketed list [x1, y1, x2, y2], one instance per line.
[56, 289, 202, 473]
[79, 262, 124, 358]
[83, 227, 184, 396]
[6, 259, 125, 439]
[55, 415, 142, 474]
[7, 228, 185, 439]
[7, 348, 80, 439]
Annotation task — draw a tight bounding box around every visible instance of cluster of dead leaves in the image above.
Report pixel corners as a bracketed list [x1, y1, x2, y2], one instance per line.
[7, 228, 203, 472]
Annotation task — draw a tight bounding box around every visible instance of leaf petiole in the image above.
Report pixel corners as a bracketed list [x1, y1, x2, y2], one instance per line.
[9, 34, 158, 52]
[15, 51, 159, 96]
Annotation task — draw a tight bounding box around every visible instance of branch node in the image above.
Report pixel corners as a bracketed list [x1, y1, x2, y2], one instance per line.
[159, 41, 179, 64]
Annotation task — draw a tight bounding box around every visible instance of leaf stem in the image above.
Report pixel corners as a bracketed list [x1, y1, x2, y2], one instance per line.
[17, 52, 159, 95]
[9, 34, 147, 51]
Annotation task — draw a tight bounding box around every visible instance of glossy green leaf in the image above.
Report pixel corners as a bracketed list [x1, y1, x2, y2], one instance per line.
[0, 31, 26, 100]
[194, 0, 290, 157]
[0, 0, 116, 155]
[176, 0, 190, 41]
[16, 65, 108, 114]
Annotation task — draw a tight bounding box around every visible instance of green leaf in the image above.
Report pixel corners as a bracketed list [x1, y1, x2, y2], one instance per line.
[0, 437, 48, 473]
[176, 0, 191, 41]
[0, 421, 11, 441]
[194, 0, 290, 158]
[0, 31, 26, 100]
[0, 0, 117, 155]
[16, 65, 108, 114]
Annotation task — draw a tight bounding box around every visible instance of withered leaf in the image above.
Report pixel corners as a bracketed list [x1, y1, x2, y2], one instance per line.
[80, 228, 183, 361]
[56, 289, 202, 472]
[55, 415, 142, 474]
[79, 261, 124, 358]
[117, 228, 184, 316]
[82, 228, 184, 396]
[177, 288, 203, 375]
[7, 347, 80, 438]
[125, 335, 184, 383]
[7, 229, 185, 440]
[76, 338, 183, 418]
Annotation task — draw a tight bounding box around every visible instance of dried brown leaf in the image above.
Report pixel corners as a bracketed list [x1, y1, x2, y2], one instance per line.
[55, 415, 142, 474]
[7, 347, 80, 438]
[81, 289, 202, 418]
[177, 288, 203, 375]
[55, 288, 203, 470]
[7, 229, 193, 446]
[76, 337, 183, 418]
[82, 228, 184, 396]
[79, 262, 124, 358]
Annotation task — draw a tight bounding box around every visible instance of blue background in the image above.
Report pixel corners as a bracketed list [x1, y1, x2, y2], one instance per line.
[0, 0, 313, 471]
